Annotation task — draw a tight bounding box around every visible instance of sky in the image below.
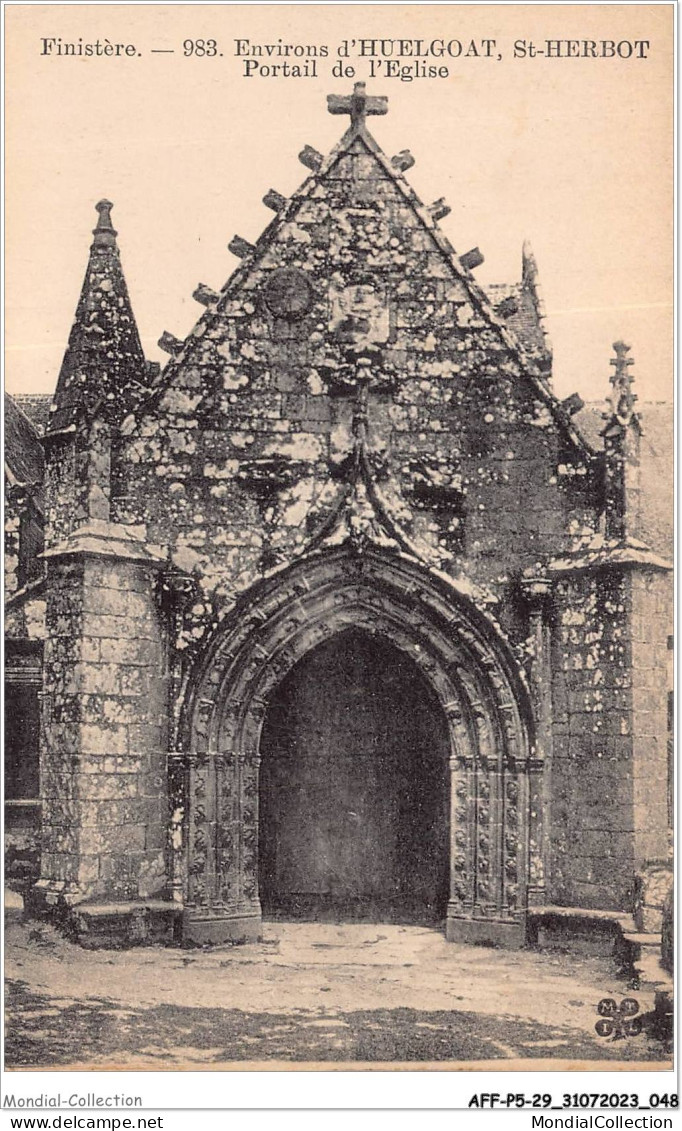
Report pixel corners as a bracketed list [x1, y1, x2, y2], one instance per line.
[5, 4, 674, 404]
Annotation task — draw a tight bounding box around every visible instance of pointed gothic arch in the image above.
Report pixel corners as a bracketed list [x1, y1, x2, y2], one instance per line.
[178, 547, 540, 945]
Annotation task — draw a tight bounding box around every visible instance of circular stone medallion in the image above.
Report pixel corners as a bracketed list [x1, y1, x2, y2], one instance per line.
[264, 267, 313, 319]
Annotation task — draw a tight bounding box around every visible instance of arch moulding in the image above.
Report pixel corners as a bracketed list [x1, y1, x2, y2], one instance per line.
[176, 547, 542, 946]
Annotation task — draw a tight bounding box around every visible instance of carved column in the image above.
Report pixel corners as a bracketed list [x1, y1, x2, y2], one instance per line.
[521, 577, 552, 907]
[167, 750, 187, 907]
[182, 742, 263, 943]
[212, 751, 238, 908]
[475, 769, 495, 915]
[448, 753, 474, 920]
[155, 569, 199, 752]
[502, 773, 523, 916]
[185, 750, 212, 912]
[156, 569, 200, 921]
[238, 745, 262, 917]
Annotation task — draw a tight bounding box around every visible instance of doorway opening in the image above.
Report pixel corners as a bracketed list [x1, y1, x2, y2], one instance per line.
[258, 628, 450, 925]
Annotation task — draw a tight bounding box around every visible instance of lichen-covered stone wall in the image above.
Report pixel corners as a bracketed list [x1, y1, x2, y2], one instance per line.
[112, 134, 599, 653]
[43, 437, 80, 547]
[31, 118, 672, 932]
[4, 485, 47, 641]
[550, 566, 672, 912]
[44, 419, 114, 548]
[38, 555, 167, 904]
[630, 570, 672, 867]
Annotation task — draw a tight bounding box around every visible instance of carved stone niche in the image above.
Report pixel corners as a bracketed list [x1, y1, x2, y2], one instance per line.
[329, 447, 389, 484]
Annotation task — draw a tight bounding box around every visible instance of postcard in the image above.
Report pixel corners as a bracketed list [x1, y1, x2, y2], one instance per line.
[3, 1, 675, 1112]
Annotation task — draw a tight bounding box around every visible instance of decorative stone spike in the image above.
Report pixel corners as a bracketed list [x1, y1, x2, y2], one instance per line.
[607, 341, 638, 426]
[522, 239, 539, 288]
[429, 198, 451, 222]
[495, 296, 519, 319]
[602, 342, 641, 540]
[92, 199, 118, 248]
[391, 150, 415, 172]
[146, 361, 161, 379]
[193, 283, 219, 307]
[228, 236, 255, 259]
[158, 332, 183, 356]
[299, 145, 323, 172]
[521, 238, 553, 366]
[561, 392, 585, 416]
[460, 248, 484, 271]
[262, 189, 287, 212]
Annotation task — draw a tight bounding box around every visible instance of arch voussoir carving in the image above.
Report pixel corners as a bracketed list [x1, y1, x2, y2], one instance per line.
[178, 548, 539, 947]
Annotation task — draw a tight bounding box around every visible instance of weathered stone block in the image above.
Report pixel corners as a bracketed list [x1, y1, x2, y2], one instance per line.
[79, 823, 146, 855]
[118, 668, 150, 696]
[77, 774, 139, 801]
[82, 587, 129, 616]
[80, 723, 129, 756]
[101, 697, 141, 724]
[88, 799, 149, 827]
[126, 724, 163, 751]
[66, 662, 120, 696]
[98, 637, 158, 666]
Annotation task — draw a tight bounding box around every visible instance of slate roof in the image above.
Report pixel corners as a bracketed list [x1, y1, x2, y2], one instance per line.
[11, 394, 52, 436]
[4, 394, 45, 487]
[486, 283, 547, 357]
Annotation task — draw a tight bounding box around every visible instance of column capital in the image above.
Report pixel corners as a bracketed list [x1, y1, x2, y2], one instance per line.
[520, 575, 553, 611]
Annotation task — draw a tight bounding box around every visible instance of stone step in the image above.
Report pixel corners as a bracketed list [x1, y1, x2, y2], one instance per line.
[75, 899, 182, 918]
[69, 900, 183, 948]
[529, 904, 636, 930]
[623, 931, 661, 949]
[636, 949, 673, 993]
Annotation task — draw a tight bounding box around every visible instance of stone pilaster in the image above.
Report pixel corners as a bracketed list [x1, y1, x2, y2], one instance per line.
[548, 550, 672, 913]
[629, 569, 673, 869]
[29, 521, 169, 917]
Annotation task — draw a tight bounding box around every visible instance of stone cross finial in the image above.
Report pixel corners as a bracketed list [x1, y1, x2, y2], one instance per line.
[92, 199, 118, 247]
[608, 340, 638, 426]
[327, 82, 388, 127]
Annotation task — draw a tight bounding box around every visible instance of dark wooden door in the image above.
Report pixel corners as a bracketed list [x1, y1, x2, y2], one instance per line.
[258, 628, 450, 923]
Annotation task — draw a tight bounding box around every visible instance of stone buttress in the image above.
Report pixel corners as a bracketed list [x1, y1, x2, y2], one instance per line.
[546, 343, 672, 926]
[29, 202, 174, 944]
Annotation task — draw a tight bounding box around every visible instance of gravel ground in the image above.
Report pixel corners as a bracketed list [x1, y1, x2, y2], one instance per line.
[4, 915, 671, 1069]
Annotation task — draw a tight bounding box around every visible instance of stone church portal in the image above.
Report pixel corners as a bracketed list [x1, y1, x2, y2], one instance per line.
[5, 83, 672, 951]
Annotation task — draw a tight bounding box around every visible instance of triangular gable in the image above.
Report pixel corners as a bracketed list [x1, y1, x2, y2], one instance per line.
[144, 119, 591, 458]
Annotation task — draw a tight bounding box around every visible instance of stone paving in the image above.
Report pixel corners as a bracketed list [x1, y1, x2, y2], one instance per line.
[4, 914, 671, 1069]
